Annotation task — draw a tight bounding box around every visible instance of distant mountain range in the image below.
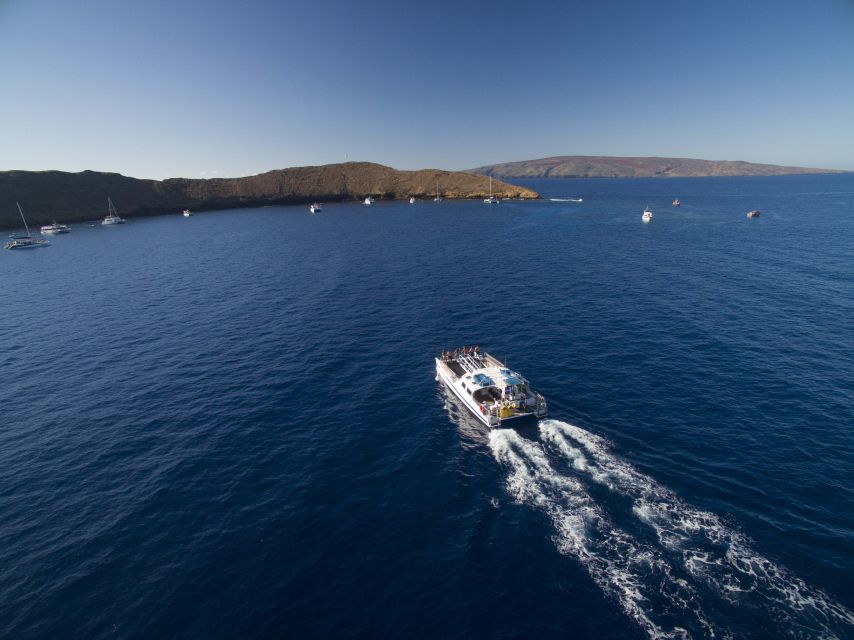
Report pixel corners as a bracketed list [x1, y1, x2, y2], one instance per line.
[0, 162, 538, 229]
[470, 156, 848, 179]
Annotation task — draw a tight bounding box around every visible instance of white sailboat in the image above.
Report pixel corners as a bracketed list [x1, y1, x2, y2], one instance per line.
[434, 181, 442, 202]
[102, 197, 126, 225]
[483, 176, 499, 204]
[5, 203, 50, 250]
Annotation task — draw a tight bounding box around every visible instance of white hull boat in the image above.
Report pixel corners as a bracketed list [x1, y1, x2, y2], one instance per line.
[363, 197, 374, 205]
[483, 176, 500, 204]
[642, 206, 653, 223]
[102, 197, 125, 225]
[5, 203, 50, 250]
[436, 348, 547, 428]
[182, 209, 192, 217]
[40, 222, 71, 235]
[310, 203, 322, 213]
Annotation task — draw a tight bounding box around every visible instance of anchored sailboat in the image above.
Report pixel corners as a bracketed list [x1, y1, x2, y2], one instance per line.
[102, 197, 126, 225]
[5, 203, 50, 250]
[483, 176, 499, 204]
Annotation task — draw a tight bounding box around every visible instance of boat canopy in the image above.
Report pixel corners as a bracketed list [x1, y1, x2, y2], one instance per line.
[471, 373, 495, 387]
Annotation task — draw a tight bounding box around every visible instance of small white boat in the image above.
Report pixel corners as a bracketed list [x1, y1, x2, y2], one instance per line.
[363, 196, 374, 205]
[5, 203, 50, 250]
[483, 176, 500, 204]
[436, 347, 547, 428]
[642, 206, 653, 223]
[409, 197, 416, 204]
[102, 197, 125, 225]
[40, 222, 71, 235]
[747, 210, 760, 218]
[182, 209, 192, 217]
[310, 203, 322, 214]
[549, 197, 583, 203]
[672, 198, 681, 207]
[434, 181, 443, 202]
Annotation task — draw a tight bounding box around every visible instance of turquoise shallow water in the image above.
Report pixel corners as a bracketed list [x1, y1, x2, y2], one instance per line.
[1, 174, 853, 639]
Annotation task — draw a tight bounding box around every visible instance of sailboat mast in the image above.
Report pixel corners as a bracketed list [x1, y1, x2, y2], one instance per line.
[16, 202, 31, 236]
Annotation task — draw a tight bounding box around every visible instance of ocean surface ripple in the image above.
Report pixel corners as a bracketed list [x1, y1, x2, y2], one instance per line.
[1, 175, 853, 639]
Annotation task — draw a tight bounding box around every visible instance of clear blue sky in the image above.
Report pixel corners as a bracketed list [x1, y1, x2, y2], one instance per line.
[2, 0, 853, 179]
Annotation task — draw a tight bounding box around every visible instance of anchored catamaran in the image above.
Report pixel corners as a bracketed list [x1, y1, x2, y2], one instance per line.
[436, 347, 547, 427]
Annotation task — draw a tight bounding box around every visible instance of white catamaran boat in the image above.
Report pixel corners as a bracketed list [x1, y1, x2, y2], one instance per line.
[483, 176, 499, 204]
[434, 181, 443, 202]
[436, 348, 547, 428]
[40, 222, 71, 235]
[310, 203, 322, 213]
[642, 206, 653, 223]
[102, 197, 126, 225]
[5, 203, 50, 250]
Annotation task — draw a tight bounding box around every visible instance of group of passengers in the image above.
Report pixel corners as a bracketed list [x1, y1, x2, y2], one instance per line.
[441, 346, 482, 362]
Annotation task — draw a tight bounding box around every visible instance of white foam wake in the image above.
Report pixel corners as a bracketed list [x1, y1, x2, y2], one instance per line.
[488, 429, 715, 639]
[539, 419, 854, 638]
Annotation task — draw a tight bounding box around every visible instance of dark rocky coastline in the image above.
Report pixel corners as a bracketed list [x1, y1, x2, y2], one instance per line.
[0, 162, 539, 229]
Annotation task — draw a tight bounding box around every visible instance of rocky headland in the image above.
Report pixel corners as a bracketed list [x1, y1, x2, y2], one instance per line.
[471, 156, 847, 179]
[0, 162, 539, 229]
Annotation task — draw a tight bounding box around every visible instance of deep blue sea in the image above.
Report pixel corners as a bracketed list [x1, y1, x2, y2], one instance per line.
[2, 174, 853, 639]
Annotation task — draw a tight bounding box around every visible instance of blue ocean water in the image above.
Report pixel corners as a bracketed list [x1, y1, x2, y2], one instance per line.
[1, 174, 853, 639]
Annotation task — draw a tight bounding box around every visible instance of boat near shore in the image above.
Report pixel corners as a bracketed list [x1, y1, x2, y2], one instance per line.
[5, 203, 50, 250]
[40, 222, 71, 235]
[642, 206, 653, 223]
[102, 197, 125, 225]
[436, 347, 547, 428]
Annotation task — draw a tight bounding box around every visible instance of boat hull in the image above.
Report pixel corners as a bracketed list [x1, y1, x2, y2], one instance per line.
[435, 358, 544, 428]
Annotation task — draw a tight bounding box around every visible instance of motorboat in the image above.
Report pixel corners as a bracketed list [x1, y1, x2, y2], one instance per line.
[409, 197, 416, 204]
[182, 209, 192, 217]
[363, 196, 374, 205]
[102, 197, 125, 225]
[435, 348, 547, 428]
[483, 176, 499, 204]
[672, 198, 681, 207]
[40, 222, 71, 234]
[642, 206, 653, 223]
[310, 203, 322, 213]
[5, 203, 50, 250]
[747, 210, 760, 218]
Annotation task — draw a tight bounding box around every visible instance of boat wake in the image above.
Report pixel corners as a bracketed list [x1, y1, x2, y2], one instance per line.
[549, 197, 583, 202]
[488, 420, 854, 639]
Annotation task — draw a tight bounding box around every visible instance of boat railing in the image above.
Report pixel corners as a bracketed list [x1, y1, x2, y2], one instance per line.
[456, 354, 484, 374]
